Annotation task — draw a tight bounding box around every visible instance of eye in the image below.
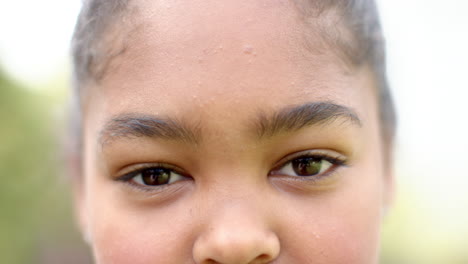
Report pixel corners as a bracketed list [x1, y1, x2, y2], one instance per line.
[287, 157, 332, 176]
[117, 165, 188, 188]
[270, 151, 347, 178]
[133, 167, 185, 186]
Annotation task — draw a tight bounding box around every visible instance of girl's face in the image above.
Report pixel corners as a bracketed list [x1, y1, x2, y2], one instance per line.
[77, 0, 393, 263]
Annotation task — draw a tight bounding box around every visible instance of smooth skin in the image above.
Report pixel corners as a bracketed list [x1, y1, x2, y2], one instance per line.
[76, 0, 393, 263]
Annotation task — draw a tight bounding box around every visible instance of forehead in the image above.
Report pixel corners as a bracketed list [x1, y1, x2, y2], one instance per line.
[84, 0, 377, 137]
[94, 0, 354, 85]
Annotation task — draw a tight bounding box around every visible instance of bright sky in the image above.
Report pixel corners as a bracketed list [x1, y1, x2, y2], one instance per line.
[0, 0, 81, 84]
[1, 0, 467, 253]
[379, 0, 468, 228]
[377, 1, 468, 254]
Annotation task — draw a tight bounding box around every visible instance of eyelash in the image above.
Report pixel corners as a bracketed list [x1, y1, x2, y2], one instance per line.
[115, 151, 348, 191]
[269, 150, 348, 179]
[115, 163, 190, 192]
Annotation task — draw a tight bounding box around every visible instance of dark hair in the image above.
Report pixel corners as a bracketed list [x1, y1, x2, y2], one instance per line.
[71, 0, 396, 142]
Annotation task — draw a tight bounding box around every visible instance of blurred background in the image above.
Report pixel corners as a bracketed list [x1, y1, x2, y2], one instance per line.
[0, 0, 467, 263]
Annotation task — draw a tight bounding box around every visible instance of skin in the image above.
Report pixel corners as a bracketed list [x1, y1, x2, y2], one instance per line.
[76, 0, 393, 263]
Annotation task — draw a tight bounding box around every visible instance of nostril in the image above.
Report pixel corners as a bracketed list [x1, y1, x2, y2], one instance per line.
[202, 253, 273, 264]
[250, 253, 273, 264]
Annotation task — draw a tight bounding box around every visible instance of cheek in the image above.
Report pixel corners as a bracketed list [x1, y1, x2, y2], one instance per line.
[277, 166, 384, 263]
[92, 225, 165, 264]
[327, 197, 382, 263]
[279, 194, 382, 264]
[87, 195, 196, 264]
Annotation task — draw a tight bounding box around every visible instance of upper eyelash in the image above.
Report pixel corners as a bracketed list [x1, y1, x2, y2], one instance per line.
[114, 165, 187, 193]
[115, 170, 141, 183]
[114, 151, 347, 187]
[272, 151, 348, 171]
[304, 154, 347, 166]
[115, 164, 186, 182]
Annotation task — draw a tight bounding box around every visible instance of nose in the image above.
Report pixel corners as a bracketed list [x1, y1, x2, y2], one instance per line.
[192, 205, 280, 264]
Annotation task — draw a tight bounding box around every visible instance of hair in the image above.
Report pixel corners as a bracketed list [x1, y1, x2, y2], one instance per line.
[71, 0, 396, 147]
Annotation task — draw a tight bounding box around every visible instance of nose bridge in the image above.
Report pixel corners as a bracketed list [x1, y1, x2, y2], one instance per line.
[192, 191, 280, 264]
[208, 197, 266, 231]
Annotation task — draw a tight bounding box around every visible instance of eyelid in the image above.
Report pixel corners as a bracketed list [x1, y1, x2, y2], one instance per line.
[114, 163, 190, 192]
[115, 163, 187, 180]
[113, 164, 191, 196]
[270, 149, 348, 172]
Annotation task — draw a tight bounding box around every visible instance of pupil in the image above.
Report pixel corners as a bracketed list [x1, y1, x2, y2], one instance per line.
[141, 168, 171, 185]
[292, 157, 322, 176]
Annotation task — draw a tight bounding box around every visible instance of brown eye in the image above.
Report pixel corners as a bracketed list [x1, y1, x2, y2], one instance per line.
[132, 167, 185, 186]
[292, 157, 325, 176]
[272, 156, 334, 177]
[141, 168, 171, 185]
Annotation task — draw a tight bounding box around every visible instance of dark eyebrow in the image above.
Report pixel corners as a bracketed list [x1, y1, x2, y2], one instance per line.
[254, 101, 362, 138]
[99, 114, 200, 146]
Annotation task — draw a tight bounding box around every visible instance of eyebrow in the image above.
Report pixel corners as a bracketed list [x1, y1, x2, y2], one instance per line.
[99, 102, 361, 147]
[254, 101, 362, 139]
[99, 114, 200, 146]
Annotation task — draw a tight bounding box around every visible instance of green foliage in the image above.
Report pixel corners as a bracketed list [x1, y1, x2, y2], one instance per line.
[0, 69, 64, 263]
[1, 72, 40, 262]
